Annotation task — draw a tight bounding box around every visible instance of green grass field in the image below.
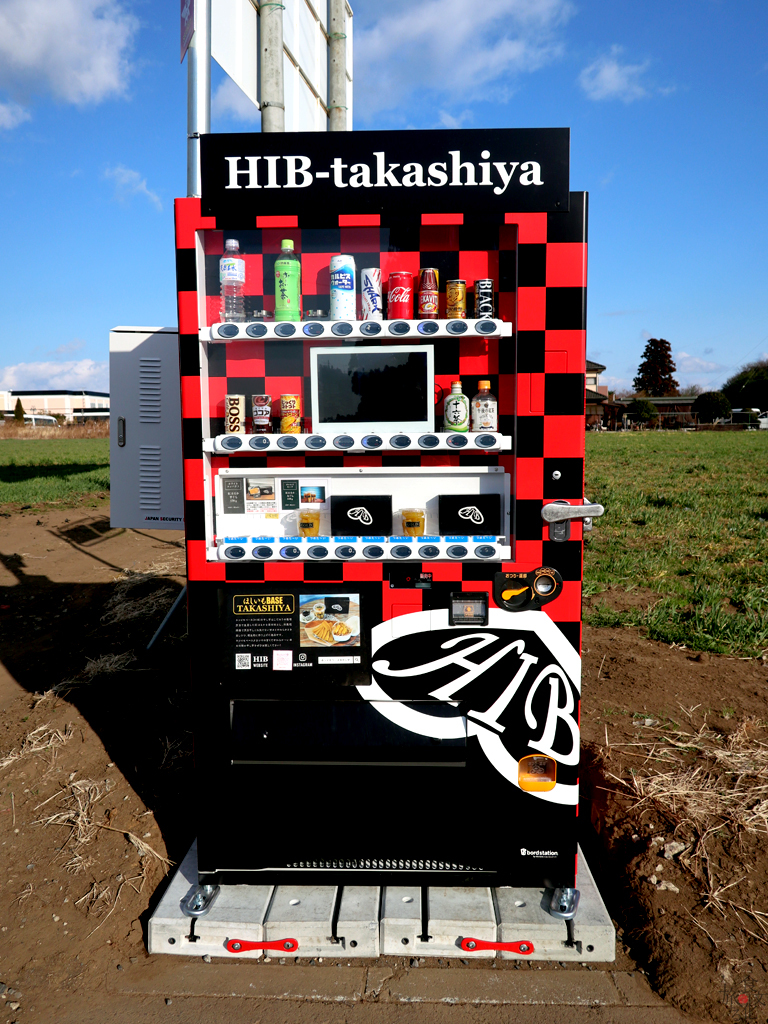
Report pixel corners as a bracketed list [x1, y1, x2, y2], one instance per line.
[584, 431, 768, 657]
[0, 439, 110, 506]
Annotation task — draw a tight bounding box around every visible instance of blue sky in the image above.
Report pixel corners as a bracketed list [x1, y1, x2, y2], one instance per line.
[0, 0, 766, 396]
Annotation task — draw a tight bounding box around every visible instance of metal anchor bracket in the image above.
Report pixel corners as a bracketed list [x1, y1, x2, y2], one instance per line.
[225, 937, 299, 953]
[549, 887, 580, 921]
[541, 498, 604, 542]
[181, 884, 220, 918]
[459, 937, 534, 954]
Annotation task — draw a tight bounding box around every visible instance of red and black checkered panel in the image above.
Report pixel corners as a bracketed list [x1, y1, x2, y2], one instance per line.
[175, 195, 587, 650]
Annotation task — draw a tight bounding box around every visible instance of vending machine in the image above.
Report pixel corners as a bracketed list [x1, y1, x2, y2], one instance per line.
[175, 127, 599, 903]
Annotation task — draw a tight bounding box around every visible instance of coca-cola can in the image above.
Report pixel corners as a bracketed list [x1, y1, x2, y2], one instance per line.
[474, 279, 495, 319]
[387, 271, 414, 319]
[225, 394, 246, 434]
[361, 267, 383, 320]
[418, 267, 439, 319]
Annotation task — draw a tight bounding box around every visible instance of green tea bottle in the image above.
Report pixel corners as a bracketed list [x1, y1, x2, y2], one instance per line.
[443, 379, 470, 433]
[274, 239, 301, 321]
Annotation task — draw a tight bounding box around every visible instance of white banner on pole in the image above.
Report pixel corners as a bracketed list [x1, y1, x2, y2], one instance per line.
[211, 0, 259, 107]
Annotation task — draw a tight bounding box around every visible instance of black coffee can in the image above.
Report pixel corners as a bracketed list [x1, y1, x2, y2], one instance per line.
[474, 279, 495, 319]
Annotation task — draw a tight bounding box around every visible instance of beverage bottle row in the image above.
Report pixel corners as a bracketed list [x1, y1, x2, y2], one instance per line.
[220, 239, 495, 322]
[443, 380, 498, 434]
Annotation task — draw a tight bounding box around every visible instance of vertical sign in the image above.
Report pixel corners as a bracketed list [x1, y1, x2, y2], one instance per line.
[181, 0, 195, 62]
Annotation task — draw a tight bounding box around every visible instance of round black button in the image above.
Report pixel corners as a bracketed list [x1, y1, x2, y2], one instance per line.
[418, 434, 439, 448]
[274, 322, 296, 337]
[224, 545, 246, 559]
[389, 434, 411, 448]
[280, 545, 301, 559]
[446, 320, 468, 335]
[304, 434, 327, 449]
[363, 545, 384, 558]
[245, 323, 268, 338]
[417, 321, 439, 335]
[388, 321, 410, 335]
[360, 321, 382, 336]
[475, 320, 497, 335]
[333, 435, 355, 449]
[391, 545, 412, 559]
[474, 433, 496, 448]
[418, 545, 440, 559]
[362, 435, 382, 448]
[303, 322, 325, 337]
[534, 573, 556, 595]
[307, 545, 329, 559]
[221, 435, 243, 450]
[253, 546, 274, 559]
[331, 321, 353, 336]
[474, 545, 497, 559]
[447, 544, 468, 558]
[248, 435, 270, 450]
[446, 434, 468, 448]
[277, 435, 299, 449]
[216, 323, 240, 339]
[335, 545, 357, 559]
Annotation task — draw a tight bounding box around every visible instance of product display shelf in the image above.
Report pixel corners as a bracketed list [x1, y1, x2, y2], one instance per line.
[213, 535, 510, 563]
[204, 317, 511, 343]
[205, 431, 510, 455]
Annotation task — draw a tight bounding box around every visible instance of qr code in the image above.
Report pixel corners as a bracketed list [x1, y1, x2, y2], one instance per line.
[235, 653, 251, 670]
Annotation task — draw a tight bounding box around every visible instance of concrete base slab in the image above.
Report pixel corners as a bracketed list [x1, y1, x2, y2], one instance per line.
[149, 841, 615, 962]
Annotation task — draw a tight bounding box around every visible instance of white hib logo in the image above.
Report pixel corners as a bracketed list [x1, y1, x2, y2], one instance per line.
[458, 505, 484, 524]
[347, 506, 373, 526]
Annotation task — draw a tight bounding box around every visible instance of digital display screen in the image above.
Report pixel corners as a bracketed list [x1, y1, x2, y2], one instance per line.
[449, 593, 489, 626]
[315, 350, 429, 424]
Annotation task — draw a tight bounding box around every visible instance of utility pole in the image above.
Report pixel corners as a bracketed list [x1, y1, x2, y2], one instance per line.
[328, 0, 347, 131]
[187, 0, 211, 195]
[259, 1, 285, 133]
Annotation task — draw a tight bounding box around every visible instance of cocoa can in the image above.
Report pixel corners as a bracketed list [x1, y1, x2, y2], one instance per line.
[251, 394, 272, 434]
[387, 271, 414, 319]
[474, 279, 495, 319]
[446, 279, 467, 319]
[418, 267, 439, 319]
[224, 394, 245, 434]
[280, 393, 301, 434]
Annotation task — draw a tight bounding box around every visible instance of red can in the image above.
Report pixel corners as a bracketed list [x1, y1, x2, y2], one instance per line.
[387, 271, 414, 319]
[418, 267, 439, 319]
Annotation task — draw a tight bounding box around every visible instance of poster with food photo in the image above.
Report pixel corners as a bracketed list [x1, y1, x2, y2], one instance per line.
[243, 477, 278, 514]
[299, 593, 360, 648]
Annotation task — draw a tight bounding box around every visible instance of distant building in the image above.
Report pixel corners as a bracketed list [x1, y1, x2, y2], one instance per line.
[1, 390, 110, 422]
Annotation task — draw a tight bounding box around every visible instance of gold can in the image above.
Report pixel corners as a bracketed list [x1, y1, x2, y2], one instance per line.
[446, 279, 467, 319]
[280, 394, 301, 434]
[224, 394, 246, 433]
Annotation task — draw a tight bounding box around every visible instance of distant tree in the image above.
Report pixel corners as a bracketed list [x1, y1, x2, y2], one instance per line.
[692, 391, 731, 423]
[633, 338, 679, 396]
[13, 398, 24, 422]
[627, 397, 657, 423]
[680, 383, 704, 396]
[721, 358, 768, 411]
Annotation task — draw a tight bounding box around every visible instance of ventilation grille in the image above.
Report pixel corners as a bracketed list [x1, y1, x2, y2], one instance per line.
[286, 859, 480, 871]
[139, 358, 161, 423]
[139, 446, 161, 510]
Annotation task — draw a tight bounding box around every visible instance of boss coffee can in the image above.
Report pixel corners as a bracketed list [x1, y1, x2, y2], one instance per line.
[474, 279, 495, 319]
[446, 279, 467, 319]
[360, 267, 383, 320]
[225, 394, 246, 433]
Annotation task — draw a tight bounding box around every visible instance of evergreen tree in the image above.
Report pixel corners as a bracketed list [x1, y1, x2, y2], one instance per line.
[692, 391, 731, 423]
[627, 397, 657, 423]
[13, 398, 24, 422]
[632, 338, 679, 396]
[721, 358, 768, 411]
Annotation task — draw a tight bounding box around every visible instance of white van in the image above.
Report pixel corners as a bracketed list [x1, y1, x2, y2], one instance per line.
[23, 414, 60, 427]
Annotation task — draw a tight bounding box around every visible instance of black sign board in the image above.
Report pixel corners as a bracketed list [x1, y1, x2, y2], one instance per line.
[200, 128, 569, 219]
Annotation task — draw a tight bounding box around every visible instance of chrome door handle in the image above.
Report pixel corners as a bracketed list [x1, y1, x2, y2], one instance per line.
[541, 499, 604, 542]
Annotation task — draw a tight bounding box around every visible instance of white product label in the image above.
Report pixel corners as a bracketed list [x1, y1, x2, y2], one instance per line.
[444, 395, 469, 431]
[472, 398, 498, 432]
[220, 257, 245, 284]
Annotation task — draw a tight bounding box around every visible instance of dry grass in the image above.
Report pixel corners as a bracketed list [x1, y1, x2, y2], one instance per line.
[101, 560, 186, 625]
[0, 723, 74, 770]
[0, 421, 109, 440]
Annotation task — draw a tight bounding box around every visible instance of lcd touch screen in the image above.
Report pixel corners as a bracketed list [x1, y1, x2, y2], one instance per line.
[310, 346, 435, 434]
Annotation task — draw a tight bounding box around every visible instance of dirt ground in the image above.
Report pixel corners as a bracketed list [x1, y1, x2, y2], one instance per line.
[0, 505, 766, 1023]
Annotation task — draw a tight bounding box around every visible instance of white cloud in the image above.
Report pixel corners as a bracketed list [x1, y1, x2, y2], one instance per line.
[0, 358, 108, 392]
[0, 0, 137, 115]
[0, 99, 30, 130]
[212, 77, 260, 123]
[438, 109, 473, 130]
[579, 45, 650, 103]
[54, 338, 86, 356]
[354, 0, 575, 120]
[104, 165, 162, 211]
[674, 351, 725, 375]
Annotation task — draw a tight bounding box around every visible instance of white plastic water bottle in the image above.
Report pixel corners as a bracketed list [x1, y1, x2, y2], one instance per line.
[220, 238, 245, 322]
